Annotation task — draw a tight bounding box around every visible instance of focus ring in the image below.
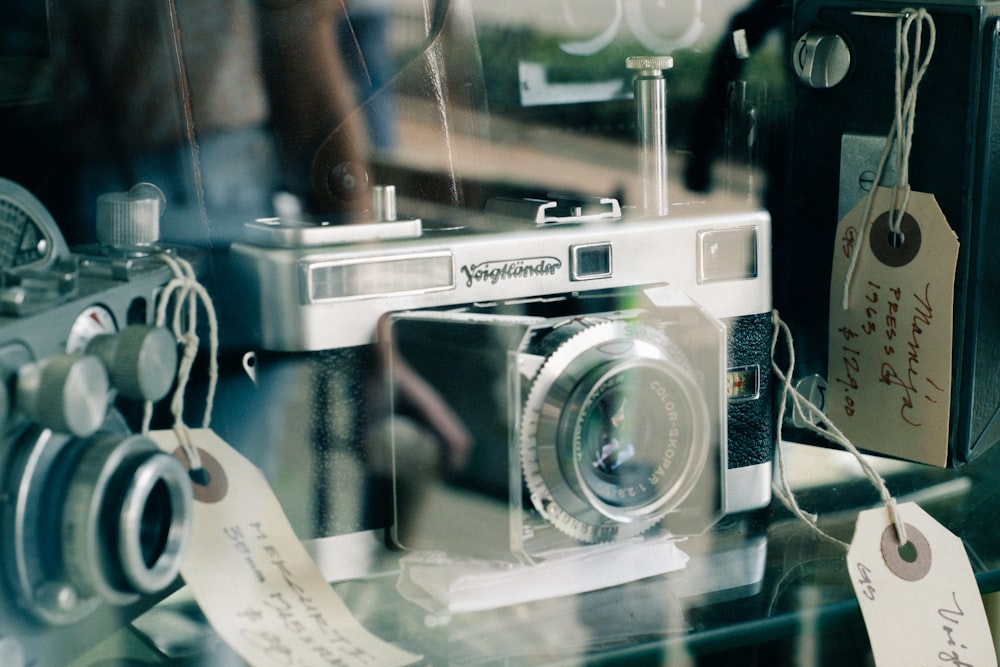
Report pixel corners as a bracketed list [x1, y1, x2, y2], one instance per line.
[519, 318, 711, 543]
[61, 433, 192, 603]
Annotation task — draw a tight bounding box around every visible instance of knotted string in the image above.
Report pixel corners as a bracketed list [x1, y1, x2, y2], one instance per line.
[141, 252, 220, 474]
[842, 8, 936, 309]
[771, 311, 908, 548]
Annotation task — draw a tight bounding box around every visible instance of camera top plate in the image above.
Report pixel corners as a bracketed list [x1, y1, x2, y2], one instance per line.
[229, 199, 772, 351]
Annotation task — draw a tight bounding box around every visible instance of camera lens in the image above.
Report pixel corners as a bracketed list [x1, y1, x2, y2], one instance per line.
[521, 318, 711, 543]
[3, 425, 192, 625]
[571, 364, 698, 511]
[114, 445, 192, 594]
[63, 433, 193, 601]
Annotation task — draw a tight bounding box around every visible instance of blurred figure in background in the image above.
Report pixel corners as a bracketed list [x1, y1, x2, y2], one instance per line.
[47, 0, 370, 248]
[338, 0, 398, 151]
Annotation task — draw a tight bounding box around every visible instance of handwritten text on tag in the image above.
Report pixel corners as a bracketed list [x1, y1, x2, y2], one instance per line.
[828, 188, 959, 466]
[149, 429, 420, 667]
[847, 502, 996, 667]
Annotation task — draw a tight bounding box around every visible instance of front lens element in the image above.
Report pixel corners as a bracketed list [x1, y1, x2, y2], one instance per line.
[62, 433, 192, 603]
[573, 365, 697, 510]
[521, 319, 713, 543]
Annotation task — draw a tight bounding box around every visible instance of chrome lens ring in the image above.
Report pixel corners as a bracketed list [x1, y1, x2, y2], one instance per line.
[117, 448, 192, 593]
[521, 319, 711, 543]
[62, 433, 191, 604]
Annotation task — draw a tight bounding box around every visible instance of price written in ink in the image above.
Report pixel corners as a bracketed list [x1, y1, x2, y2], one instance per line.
[223, 521, 380, 667]
[829, 189, 958, 466]
[831, 280, 945, 426]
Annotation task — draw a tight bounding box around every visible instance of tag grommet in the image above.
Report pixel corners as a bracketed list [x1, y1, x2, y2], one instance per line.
[869, 210, 921, 267]
[880, 522, 931, 581]
[174, 446, 228, 504]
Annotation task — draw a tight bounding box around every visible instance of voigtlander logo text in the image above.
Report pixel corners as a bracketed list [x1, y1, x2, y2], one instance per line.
[460, 257, 563, 287]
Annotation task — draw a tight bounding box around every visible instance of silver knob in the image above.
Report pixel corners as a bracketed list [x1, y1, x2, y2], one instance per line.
[86, 325, 178, 402]
[793, 30, 851, 89]
[16, 354, 110, 437]
[625, 55, 675, 75]
[95, 183, 165, 248]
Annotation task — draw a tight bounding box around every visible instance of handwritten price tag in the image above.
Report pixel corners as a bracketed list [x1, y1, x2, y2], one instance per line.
[847, 502, 997, 667]
[828, 188, 959, 466]
[149, 429, 420, 667]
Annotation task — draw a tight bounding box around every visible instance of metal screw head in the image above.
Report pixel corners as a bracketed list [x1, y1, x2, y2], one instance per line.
[626, 55, 675, 75]
[327, 161, 370, 201]
[859, 170, 877, 192]
[34, 581, 79, 613]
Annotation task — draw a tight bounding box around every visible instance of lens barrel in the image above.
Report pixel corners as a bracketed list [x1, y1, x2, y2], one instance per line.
[62, 433, 192, 602]
[4, 427, 192, 625]
[521, 319, 711, 543]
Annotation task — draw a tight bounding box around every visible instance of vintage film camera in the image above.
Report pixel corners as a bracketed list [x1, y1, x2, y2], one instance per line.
[778, 0, 1000, 465]
[228, 184, 774, 560]
[0, 178, 192, 665]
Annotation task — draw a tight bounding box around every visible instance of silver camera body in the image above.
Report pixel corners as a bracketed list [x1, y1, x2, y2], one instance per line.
[229, 192, 774, 560]
[0, 178, 192, 666]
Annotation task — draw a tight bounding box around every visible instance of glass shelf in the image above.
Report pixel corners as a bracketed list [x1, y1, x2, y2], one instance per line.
[63, 438, 1000, 666]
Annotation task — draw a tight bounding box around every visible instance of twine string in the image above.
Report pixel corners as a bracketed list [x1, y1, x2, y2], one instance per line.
[141, 252, 220, 474]
[771, 311, 908, 548]
[842, 8, 935, 309]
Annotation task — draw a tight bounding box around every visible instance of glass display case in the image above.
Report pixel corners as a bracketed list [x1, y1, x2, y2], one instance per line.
[2, 1, 999, 665]
[45, 442, 997, 666]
